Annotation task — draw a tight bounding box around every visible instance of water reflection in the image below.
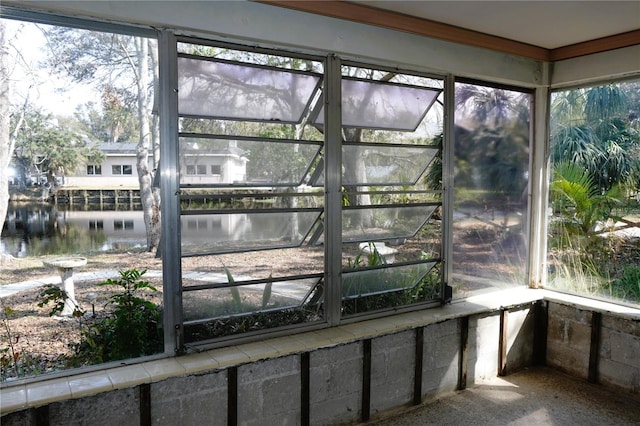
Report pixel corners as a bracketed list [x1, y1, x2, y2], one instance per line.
[1, 204, 146, 257]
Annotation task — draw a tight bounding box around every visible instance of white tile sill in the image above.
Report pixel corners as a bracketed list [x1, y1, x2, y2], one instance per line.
[3, 287, 638, 415]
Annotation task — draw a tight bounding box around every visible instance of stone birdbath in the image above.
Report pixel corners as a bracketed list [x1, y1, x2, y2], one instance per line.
[43, 257, 88, 316]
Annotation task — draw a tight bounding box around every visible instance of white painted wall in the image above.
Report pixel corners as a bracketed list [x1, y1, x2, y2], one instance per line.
[551, 44, 640, 87]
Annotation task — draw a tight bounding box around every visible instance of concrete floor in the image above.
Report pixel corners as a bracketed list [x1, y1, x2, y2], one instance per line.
[369, 367, 640, 425]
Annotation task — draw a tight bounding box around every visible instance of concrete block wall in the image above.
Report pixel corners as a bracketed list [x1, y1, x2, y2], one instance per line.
[421, 318, 460, 399]
[545, 300, 640, 394]
[546, 302, 592, 379]
[2, 304, 538, 426]
[309, 342, 363, 425]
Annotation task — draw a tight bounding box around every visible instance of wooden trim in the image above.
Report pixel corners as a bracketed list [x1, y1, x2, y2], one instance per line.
[588, 311, 602, 384]
[260, 1, 640, 62]
[498, 310, 508, 376]
[458, 316, 469, 390]
[413, 327, 424, 405]
[260, 1, 549, 61]
[361, 339, 372, 422]
[260, 0, 549, 61]
[550, 29, 640, 61]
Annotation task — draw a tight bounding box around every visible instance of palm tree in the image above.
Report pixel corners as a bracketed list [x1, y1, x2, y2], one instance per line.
[550, 84, 640, 194]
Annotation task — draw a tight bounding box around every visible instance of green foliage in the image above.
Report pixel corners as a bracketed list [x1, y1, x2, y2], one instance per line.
[37, 269, 162, 366]
[550, 162, 623, 233]
[12, 108, 104, 184]
[607, 266, 640, 302]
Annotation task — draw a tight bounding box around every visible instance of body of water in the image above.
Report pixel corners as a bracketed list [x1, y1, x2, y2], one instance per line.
[1, 204, 147, 257]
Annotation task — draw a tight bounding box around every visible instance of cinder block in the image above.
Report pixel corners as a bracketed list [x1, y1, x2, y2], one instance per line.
[49, 388, 138, 426]
[598, 357, 640, 393]
[151, 371, 226, 425]
[0, 408, 33, 426]
[505, 307, 534, 372]
[609, 332, 640, 369]
[237, 355, 300, 425]
[468, 313, 500, 382]
[601, 316, 640, 339]
[422, 320, 459, 397]
[370, 330, 415, 414]
[310, 342, 362, 425]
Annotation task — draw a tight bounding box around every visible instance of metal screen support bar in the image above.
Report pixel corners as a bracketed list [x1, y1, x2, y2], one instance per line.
[159, 29, 183, 355]
[324, 54, 342, 326]
[442, 74, 455, 301]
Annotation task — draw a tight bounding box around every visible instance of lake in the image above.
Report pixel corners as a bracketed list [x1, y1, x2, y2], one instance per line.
[1, 204, 147, 257]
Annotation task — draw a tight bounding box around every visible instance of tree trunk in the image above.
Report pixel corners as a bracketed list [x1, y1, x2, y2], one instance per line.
[134, 38, 161, 252]
[0, 22, 14, 250]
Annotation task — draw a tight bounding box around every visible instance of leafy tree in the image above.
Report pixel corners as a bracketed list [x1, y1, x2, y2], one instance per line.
[44, 27, 161, 251]
[551, 84, 640, 194]
[12, 108, 103, 187]
[0, 21, 11, 243]
[454, 84, 531, 199]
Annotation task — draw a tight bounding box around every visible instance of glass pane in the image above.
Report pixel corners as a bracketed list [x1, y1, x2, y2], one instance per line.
[182, 277, 320, 321]
[179, 137, 322, 186]
[342, 262, 436, 298]
[182, 277, 323, 342]
[343, 204, 438, 243]
[342, 143, 438, 186]
[453, 83, 531, 298]
[315, 78, 440, 131]
[178, 57, 321, 123]
[547, 80, 640, 307]
[180, 210, 322, 255]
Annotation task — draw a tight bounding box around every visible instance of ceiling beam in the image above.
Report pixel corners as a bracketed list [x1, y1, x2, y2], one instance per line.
[550, 29, 640, 61]
[260, 1, 550, 61]
[260, 1, 640, 62]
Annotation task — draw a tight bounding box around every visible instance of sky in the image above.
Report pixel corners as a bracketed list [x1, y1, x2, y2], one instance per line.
[5, 19, 96, 117]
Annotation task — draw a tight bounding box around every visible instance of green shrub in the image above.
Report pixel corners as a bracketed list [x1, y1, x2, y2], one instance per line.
[39, 269, 162, 366]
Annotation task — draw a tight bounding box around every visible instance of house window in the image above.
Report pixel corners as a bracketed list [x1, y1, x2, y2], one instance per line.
[88, 220, 103, 230]
[114, 220, 134, 230]
[87, 165, 102, 175]
[197, 164, 207, 175]
[186, 165, 196, 175]
[112, 165, 133, 175]
[211, 165, 221, 175]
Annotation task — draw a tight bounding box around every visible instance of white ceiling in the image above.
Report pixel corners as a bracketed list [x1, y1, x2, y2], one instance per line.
[352, 1, 640, 49]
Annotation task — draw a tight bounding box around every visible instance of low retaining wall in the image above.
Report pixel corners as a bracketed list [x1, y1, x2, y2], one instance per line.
[2, 289, 638, 425]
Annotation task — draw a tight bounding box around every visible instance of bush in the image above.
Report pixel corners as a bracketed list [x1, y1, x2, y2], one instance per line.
[39, 269, 162, 366]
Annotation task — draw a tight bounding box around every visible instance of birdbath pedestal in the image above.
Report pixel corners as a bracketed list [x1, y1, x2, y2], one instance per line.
[43, 257, 87, 316]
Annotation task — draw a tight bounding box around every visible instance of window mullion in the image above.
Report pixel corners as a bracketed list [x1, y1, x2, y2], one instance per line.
[324, 54, 343, 326]
[159, 29, 183, 355]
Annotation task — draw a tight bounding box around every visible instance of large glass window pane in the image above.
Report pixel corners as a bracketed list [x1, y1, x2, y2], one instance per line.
[177, 41, 325, 342]
[338, 63, 445, 317]
[452, 83, 532, 298]
[546, 80, 640, 306]
[1, 17, 161, 381]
